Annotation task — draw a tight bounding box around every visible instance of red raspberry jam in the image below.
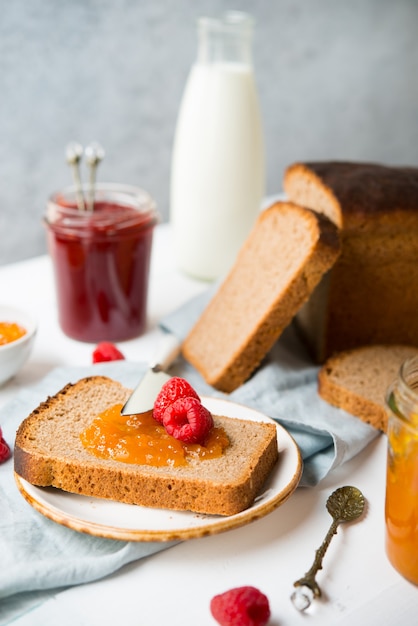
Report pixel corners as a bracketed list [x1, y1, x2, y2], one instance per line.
[45, 184, 159, 342]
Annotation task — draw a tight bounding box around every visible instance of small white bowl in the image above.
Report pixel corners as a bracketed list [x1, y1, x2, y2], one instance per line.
[0, 305, 37, 386]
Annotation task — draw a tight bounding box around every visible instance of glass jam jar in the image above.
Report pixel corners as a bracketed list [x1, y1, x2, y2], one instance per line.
[45, 184, 159, 342]
[385, 355, 418, 585]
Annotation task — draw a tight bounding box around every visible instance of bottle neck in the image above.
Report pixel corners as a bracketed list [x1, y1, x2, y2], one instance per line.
[197, 11, 254, 65]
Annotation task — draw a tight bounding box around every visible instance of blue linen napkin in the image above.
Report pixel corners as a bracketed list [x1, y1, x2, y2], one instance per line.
[0, 287, 379, 618]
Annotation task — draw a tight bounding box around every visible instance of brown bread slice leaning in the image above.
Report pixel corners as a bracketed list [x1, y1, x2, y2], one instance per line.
[182, 201, 340, 392]
[14, 376, 279, 516]
[318, 345, 418, 431]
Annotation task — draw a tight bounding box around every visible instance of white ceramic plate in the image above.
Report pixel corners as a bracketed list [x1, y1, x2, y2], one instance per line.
[15, 397, 302, 542]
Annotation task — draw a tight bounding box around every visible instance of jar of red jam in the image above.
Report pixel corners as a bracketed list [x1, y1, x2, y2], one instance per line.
[385, 356, 418, 585]
[45, 183, 159, 342]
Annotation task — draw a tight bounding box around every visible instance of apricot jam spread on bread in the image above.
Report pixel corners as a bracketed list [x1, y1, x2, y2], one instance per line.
[80, 378, 230, 467]
[80, 403, 229, 467]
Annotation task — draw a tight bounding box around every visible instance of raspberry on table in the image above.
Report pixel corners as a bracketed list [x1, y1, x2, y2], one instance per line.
[0, 427, 10, 464]
[92, 342, 125, 363]
[210, 586, 271, 626]
[153, 376, 200, 424]
[162, 396, 213, 444]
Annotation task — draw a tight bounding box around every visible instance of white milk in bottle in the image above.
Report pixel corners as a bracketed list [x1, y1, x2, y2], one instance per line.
[170, 12, 265, 280]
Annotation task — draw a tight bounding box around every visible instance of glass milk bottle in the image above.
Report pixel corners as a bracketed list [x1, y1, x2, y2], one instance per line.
[170, 11, 265, 280]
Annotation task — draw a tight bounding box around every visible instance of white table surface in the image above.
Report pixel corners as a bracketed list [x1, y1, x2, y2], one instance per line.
[0, 223, 416, 625]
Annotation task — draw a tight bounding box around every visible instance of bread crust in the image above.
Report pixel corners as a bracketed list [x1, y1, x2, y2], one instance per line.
[14, 376, 278, 516]
[284, 161, 418, 227]
[182, 202, 340, 392]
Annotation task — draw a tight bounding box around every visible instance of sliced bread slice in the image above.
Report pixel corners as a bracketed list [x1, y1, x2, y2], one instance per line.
[182, 201, 340, 392]
[14, 376, 279, 516]
[318, 345, 418, 431]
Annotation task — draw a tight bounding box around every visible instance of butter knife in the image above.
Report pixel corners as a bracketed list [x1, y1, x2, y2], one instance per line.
[121, 332, 181, 415]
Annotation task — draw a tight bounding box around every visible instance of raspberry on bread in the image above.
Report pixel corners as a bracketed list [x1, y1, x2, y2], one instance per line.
[153, 376, 200, 424]
[162, 396, 214, 443]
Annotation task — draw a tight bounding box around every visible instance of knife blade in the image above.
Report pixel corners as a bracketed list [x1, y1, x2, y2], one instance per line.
[121, 332, 181, 415]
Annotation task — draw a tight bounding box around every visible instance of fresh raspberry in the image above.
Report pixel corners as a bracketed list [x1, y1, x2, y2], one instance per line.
[92, 342, 125, 363]
[153, 376, 200, 424]
[162, 396, 213, 444]
[0, 427, 10, 464]
[210, 586, 271, 626]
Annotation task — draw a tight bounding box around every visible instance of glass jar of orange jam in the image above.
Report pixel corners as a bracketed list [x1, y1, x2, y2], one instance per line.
[385, 356, 418, 585]
[80, 403, 229, 467]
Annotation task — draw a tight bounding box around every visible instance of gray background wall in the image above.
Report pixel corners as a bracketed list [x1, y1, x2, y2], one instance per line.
[1, 0, 417, 265]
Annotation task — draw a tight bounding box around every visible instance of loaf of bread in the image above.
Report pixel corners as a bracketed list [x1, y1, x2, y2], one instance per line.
[182, 201, 340, 392]
[284, 161, 418, 362]
[318, 345, 418, 431]
[14, 376, 279, 516]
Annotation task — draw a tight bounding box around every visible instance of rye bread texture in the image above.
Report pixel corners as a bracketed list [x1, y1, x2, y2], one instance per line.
[14, 376, 279, 516]
[182, 201, 340, 393]
[318, 345, 418, 431]
[284, 161, 418, 361]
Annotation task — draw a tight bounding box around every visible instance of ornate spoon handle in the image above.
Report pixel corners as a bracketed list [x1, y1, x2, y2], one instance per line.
[291, 486, 366, 611]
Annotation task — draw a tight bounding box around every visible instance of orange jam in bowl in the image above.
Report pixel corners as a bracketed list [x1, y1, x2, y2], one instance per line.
[0, 322, 27, 346]
[80, 403, 229, 467]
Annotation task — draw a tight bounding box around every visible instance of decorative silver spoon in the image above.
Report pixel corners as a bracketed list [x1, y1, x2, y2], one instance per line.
[291, 485, 366, 612]
[65, 141, 85, 211]
[85, 141, 105, 211]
